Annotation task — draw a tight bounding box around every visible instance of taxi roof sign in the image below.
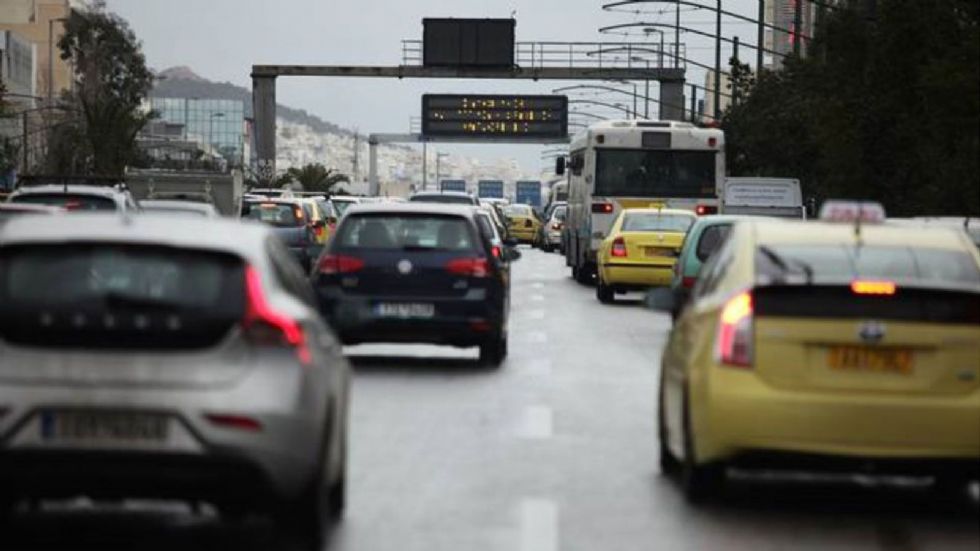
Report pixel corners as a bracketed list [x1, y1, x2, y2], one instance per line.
[818, 200, 886, 224]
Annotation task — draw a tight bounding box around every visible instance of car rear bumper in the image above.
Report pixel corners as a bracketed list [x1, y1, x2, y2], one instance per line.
[600, 262, 675, 287]
[694, 368, 980, 468]
[510, 229, 537, 242]
[321, 292, 504, 346]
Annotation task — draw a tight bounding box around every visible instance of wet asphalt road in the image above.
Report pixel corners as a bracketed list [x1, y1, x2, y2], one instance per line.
[4, 247, 978, 550]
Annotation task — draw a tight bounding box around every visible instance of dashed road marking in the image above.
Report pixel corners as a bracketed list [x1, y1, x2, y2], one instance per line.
[520, 498, 558, 551]
[520, 406, 553, 439]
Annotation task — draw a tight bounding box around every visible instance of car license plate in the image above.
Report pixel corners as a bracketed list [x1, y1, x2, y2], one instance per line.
[375, 302, 435, 319]
[827, 346, 913, 375]
[644, 246, 674, 258]
[40, 411, 170, 442]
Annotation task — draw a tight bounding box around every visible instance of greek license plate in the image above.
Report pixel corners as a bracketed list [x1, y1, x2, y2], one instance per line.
[644, 247, 674, 258]
[827, 347, 913, 375]
[40, 411, 169, 442]
[375, 302, 435, 319]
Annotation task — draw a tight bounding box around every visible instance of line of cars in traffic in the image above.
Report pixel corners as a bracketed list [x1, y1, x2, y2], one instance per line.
[558, 197, 980, 503]
[0, 182, 527, 548]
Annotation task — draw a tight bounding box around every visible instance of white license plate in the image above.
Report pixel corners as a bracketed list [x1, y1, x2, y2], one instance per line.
[41, 411, 170, 443]
[375, 302, 435, 319]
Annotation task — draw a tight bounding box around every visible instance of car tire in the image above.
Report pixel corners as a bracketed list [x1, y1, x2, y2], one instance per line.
[596, 278, 615, 304]
[479, 333, 507, 367]
[327, 425, 348, 518]
[658, 373, 680, 476]
[681, 390, 725, 503]
[575, 264, 593, 286]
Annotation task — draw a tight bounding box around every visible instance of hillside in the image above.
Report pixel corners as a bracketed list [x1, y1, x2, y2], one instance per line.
[151, 66, 350, 137]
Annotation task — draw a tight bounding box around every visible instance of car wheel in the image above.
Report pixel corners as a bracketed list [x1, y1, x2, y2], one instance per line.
[575, 264, 593, 285]
[681, 390, 725, 503]
[658, 373, 680, 475]
[479, 333, 507, 367]
[596, 277, 615, 304]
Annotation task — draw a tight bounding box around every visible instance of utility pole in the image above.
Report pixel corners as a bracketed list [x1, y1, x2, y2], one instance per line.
[689, 84, 697, 124]
[714, 0, 722, 120]
[732, 36, 740, 106]
[674, 2, 681, 69]
[793, 0, 803, 56]
[757, 0, 765, 73]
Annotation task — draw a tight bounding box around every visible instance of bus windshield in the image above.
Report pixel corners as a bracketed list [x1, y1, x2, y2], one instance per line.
[595, 149, 716, 198]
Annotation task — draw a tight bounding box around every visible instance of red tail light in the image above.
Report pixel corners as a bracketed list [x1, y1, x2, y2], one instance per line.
[317, 254, 365, 275]
[682, 276, 697, 289]
[491, 245, 502, 258]
[205, 413, 262, 432]
[243, 266, 311, 365]
[592, 202, 614, 214]
[312, 224, 325, 238]
[611, 237, 628, 258]
[446, 257, 490, 278]
[695, 205, 718, 216]
[715, 291, 753, 368]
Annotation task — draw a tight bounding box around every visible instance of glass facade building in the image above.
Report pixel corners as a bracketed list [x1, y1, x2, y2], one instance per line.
[149, 98, 245, 165]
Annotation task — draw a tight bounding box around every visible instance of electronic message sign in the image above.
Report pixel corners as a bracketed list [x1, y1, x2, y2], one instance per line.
[422, 94, 568, 141]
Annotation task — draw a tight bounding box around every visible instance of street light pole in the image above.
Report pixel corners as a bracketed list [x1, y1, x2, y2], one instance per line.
[757, 0, 765, 72]
[714, 0, 722, 120]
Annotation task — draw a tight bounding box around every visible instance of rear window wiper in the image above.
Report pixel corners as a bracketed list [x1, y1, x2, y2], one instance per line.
[758, 245, 814, 285]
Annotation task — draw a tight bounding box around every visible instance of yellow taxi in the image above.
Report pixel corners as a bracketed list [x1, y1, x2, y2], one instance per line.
[596, 208, 696, 303]
[503, 204, 542, 244]
[653, 202, 980, 501]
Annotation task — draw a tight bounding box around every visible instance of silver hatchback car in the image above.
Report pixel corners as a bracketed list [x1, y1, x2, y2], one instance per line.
[0, 214, 350, 545]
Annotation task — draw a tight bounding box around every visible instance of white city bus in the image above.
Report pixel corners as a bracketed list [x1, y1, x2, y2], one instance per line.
[560, 120, 725, 283]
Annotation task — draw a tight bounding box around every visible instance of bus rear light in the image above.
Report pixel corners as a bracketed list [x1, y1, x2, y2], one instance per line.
[708, 137, 718, 147]
[611, 237, 628, 257]
[592, 203, 614, 214]
[851, 280, 896, 296]
[715, 291, 753, 368]
[695, 205, 718, 216]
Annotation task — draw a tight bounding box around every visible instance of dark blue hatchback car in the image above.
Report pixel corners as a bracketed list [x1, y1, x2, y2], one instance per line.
[311, 203, 510, 365]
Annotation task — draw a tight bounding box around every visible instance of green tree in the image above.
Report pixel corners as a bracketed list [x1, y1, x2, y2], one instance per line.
[280, 163, 350, 195]
[44, 1, 155, 176]
[722, 0, 979, 216]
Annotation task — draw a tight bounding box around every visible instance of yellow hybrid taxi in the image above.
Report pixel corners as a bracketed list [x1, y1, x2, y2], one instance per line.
[596, 208, 696, 303]
[655, 203, 980, 502]
[503, 204, 542, 244]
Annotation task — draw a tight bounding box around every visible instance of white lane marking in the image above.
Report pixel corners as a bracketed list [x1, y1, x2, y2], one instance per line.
[526, 309, 546, 320]
[527, 358, 552, 376]
[530, 294, 545, 302]
[520, 406, 553, 439]
[520, 498, 558, 551]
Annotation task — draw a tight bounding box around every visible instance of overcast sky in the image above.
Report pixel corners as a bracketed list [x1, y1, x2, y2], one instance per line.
[104, 0, 763, 174]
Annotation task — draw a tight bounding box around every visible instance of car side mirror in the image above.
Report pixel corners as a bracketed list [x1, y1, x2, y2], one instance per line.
[506, 247, 522, 262]
[645, 287, 676, 313]
[555, 156, 566, 176]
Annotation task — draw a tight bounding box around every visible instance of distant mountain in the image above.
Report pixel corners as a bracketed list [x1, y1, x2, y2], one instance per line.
[151, 66, 351, 136]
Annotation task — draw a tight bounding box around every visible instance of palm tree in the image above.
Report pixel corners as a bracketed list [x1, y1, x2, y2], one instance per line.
[281, 163, 350, 195]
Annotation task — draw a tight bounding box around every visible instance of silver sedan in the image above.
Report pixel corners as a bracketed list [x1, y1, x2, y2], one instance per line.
[0, 214, 350, 547]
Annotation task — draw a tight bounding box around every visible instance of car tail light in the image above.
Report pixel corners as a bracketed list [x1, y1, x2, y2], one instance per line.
[294, 207, 305, 221]
[64, 200, 83, 211]
[592, 202, 614, 214]
[851, 280, 896, 296]
[552, 222, 563, 231]
[446, 257, 490, 278]
[205, 413, 262, 432]
[243, 266, 311, 365]
[715, 291, 753, 368]
[695, 205, 718, 216]
[491, 245, 502, 259]
[682, 276, 697, 289]
[312, 223, 325, 238]
[611, 237, 628, 258]
[317, 254, 365, 275]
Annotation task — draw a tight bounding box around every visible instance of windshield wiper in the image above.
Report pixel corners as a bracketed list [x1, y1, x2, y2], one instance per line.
[758, 245, 814, 284]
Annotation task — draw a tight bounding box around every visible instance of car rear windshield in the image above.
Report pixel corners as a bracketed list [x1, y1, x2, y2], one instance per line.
[410, 194, 474, 205]
[0, 244, 245, 349]
[243, 202, 304, 227]
[622, 212, 695, 232]
[337, 214, 478, 251]
[11, 193, 115, 211]
[756, 244, 980, 288]
[504, 205, 533, 217]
